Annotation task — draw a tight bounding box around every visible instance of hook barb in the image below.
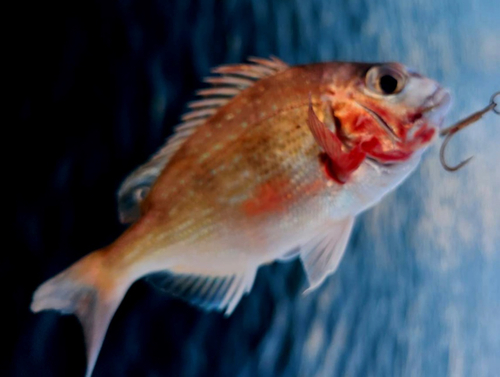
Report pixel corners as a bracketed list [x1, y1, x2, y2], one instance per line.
[439, 130, 473, 171]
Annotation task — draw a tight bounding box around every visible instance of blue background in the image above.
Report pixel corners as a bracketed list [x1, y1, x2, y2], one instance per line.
[9, 0, 500, 376]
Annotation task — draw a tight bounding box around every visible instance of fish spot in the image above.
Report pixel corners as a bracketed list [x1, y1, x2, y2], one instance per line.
[199, 152, 211, 162]
[205, 132, 212, 138]
[260, 111, 266, 118]
[241, 122, 248, 128]
[213, 143, 223, 151]
[225, 113, 234, 121]
[216, 123, 222, 129]
[240, 169, 250, 178]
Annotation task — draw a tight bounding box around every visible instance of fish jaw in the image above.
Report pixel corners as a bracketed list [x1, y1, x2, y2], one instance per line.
[415, 87, 452, 132]
[392, 87, 453, 154]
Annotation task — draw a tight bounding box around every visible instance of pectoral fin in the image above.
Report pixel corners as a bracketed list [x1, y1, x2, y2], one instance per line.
[300, 217, 355, 292]
[307, 98, 366, 183]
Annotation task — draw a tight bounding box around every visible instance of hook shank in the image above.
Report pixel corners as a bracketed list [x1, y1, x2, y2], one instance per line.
[440, 102, 495, 137]
[439, 91, 499, 172]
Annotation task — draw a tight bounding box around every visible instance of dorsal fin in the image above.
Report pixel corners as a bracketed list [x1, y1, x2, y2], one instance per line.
[117, 56, 289, 223]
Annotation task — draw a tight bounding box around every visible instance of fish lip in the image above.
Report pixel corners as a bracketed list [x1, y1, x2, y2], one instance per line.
[420, 88, 452, 128]
[421, 87, 452, 112]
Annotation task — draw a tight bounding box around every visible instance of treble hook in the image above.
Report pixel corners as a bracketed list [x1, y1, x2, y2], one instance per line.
[439, 91, 500, 172]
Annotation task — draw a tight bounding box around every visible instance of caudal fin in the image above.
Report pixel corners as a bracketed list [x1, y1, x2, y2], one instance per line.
[31, 251, 130, 377]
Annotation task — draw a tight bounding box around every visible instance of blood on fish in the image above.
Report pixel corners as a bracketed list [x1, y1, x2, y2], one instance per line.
[361, 138, 412, 162]
[407, 112, 423, 123]
[413, 126, 435, 143]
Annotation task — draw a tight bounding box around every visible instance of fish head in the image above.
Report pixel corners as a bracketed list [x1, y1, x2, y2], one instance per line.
[327, 62, 452, 164]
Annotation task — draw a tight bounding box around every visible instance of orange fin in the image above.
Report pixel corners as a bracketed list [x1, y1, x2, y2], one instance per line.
[307, 98, 366, 183]
[31, 251, 130, 377]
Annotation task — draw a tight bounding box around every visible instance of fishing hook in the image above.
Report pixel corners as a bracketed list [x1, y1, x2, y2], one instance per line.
[439, 91, 500, 172]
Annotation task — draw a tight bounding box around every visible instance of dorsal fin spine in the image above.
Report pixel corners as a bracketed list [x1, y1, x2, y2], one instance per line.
[181, 108, 217, 121]
[188, 98, 229, 109]
[203, 76, 254, 87]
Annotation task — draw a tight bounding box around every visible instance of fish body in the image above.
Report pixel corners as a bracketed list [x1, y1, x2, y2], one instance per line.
[31, 57, 451, 377]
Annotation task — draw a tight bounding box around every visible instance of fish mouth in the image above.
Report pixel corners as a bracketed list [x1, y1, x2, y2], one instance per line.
[420, 88, 452, 128]
[354, 88, 452, 166]
[404, 87, 452, 144]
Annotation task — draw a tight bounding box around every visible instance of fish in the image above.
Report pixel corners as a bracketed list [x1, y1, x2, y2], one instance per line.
[31, 56, 451, 377]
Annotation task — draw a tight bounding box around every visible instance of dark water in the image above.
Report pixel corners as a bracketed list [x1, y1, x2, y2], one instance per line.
[9, 0, 500, 376]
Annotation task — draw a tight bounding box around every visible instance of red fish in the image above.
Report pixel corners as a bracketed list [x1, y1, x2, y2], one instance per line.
[31, 57, 451, 377]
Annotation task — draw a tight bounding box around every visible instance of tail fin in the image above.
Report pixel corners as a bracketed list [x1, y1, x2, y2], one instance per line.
[31, 251, 130, 377]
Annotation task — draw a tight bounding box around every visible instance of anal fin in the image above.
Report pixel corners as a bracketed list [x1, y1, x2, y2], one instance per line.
[147, 269, 256, 316]
[300, 217, 355, 293]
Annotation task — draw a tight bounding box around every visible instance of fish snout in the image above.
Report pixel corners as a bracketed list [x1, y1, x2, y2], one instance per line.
[421, 88, 452, 129]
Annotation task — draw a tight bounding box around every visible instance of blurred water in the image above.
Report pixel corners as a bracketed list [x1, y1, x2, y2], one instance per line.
[9, 0, 500, 376]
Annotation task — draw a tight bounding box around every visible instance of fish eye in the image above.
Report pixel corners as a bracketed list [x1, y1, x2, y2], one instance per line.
[366, 65, 406, 96]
